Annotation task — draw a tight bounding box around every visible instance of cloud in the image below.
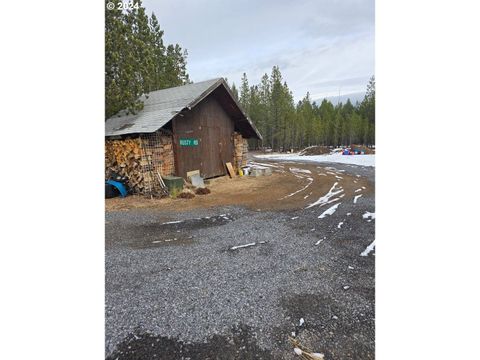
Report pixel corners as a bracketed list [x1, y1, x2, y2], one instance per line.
[142, 0, 374, 101]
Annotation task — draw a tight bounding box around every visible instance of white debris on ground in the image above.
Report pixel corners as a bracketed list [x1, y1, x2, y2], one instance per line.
[291, 216, 299, 220]
[230, 243, 256, 250]
[299, 318, 305, 326]
[346, 212, 352, 216]
[306, 182, 343, 209]
[337, 221, 344, 229]
[315, 237, 326, 245]
[348, 266, 354, 270]
[362, 211, 375, 220]
[343, 286, 350, 290]
[360, 240, 376, 256]
[255, 152, 375, 167]
[353, 194, 363, 204]
[318, 203, 341, 219]
[355, 188, 362, 192]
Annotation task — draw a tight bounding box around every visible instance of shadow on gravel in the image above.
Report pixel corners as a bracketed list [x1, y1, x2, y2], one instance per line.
[106, 324, 274, 360]
[126, 214, 234, 249]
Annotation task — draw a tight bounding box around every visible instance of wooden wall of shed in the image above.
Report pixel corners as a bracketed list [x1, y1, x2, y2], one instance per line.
[105, 131, 175, 196]
[233, 132, 248, 170]
[173, 96, 235, 179]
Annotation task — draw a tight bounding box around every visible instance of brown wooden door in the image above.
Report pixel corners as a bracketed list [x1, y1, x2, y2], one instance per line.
[173, 97, 234, 179]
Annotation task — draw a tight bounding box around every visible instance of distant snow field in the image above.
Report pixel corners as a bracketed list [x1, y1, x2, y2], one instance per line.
[255, 152, 375, 167]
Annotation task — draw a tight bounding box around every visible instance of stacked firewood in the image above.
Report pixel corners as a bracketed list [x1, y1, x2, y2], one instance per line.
[105, 138, 146, 193]
[233, 132, 248, 169]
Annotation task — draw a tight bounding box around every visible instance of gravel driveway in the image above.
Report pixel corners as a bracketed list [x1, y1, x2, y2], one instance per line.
[105, 161, 375, 359]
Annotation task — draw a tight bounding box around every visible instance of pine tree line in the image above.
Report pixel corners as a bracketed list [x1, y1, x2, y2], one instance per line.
[231, 67, 375, 150]
[105, 0, 190, 119]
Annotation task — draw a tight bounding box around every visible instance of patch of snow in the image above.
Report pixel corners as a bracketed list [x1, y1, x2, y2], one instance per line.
[362, 186, 366, 190]
[291, 331, 296, 337]
[335, 175, 343, 180]
[346, 212, 352, 216]
[289, 167, 312, 174]
[294, 348, 303, 355]
[281, 177, 314, 199]
[354, 188, 362, 193]
[299, 318, 305, 326]
[318, 173, 327, 176]
[362, 212, 375, 220]
[231, 242, 256, 250]
[306, 182, 343, 209]
[303, 191, 312, 199]
[291, 216, 299, 220]
[353, 194, 363, 204]
[343, 286, 350, 290]
[318, 203, 341, 219]
[360, 240, 376, 256]
[255, 153, 375, 167]
[348, 266, 354, 270]
[161, 220, 183, 225]
[311, 353, 325, 359]
[337, 222, 344, 229]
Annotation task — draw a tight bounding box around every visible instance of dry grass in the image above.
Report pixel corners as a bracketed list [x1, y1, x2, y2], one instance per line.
[289, 337, 325, 359]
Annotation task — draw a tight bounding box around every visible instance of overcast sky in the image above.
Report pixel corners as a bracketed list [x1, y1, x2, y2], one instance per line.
[142, 0, 374, 102]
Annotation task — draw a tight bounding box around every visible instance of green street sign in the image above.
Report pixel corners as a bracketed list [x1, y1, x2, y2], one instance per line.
[179, 138, 199, 146]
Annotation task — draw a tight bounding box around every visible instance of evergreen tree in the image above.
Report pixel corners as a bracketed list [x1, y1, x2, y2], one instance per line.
[233, 68, 375, 149]
[239, 73, 250, 115]
[230, 82, 239, 101]
[105, 0, 190, 119]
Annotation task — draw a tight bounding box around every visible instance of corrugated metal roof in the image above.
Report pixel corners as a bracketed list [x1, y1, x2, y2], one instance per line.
[105, 78, 222, 136]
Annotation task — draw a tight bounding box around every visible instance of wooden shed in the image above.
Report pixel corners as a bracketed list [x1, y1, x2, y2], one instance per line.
[105, 78, 262, 196]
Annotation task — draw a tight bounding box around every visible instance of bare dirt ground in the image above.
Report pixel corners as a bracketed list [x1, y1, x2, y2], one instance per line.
[105, 162, 373, 212]
[105, 158, 375, 359]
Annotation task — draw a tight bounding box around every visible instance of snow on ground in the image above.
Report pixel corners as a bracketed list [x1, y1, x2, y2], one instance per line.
[353, 194, 363, 204]
[306, 182, 343, 209]
[362, 211, 375, 220]
[360, 240, 376, 256]
[318, 203, 341, 219]
[337, 222, 344, 229]
[289, 167, 312, 174]
[255, 152, 375, 167]
[280, 177, 314, 199]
